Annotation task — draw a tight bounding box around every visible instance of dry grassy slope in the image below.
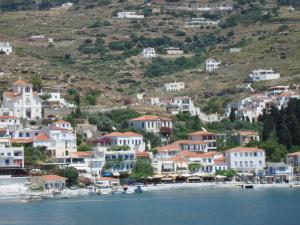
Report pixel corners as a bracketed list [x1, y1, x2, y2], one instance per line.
[0, 1, 299, 109]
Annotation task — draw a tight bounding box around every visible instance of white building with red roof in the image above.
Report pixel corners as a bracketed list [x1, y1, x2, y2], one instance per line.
[188, 131, 218, 150]
[129, 115, 172, 140]
[225, 147, 265, 173]
[94, 131, 145, 152]
[2, 80, 42, 120]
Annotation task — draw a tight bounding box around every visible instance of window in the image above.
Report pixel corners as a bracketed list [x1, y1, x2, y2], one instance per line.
[5, 159, 9, 165]
[25, 86, 31, 93]
[239, 161, 243, 167]
[19, 133, 23, 137]
[245, 152, 248, 157]
[26, 133, 30, 137]
[234, 153, 237, 157]
[259, 161, 262, 166]
[235, 161, 238, 167]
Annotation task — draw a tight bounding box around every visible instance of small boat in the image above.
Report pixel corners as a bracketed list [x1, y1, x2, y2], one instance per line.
[134, 185, 143, 194]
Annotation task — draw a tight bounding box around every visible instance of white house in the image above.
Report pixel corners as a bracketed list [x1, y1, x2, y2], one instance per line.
[266, 163, 293, 181]
[0, 115, 21, 129]
[39, 89, 74, 108]
[267, 86, 289, 96]
[62, 2, 73, 8]
[167, 96, 200, 116]
[116, 11, 144, 19]
[287, 151, 300, 174]
[0, 42, 12, 55]
[51, 120, 73, 131]
[164, 81, 185, 92]
[95, 132, 145, 152]
[225, 147, 265, 173]
[141, 48, 156, 58]
[0, 137, 24, 168]
[2, 80, 42, 120]
[165, 47, 183, 55]
[128, 115, 172, 140]
[34, 121, 77, 158]
[173, 140, 208, 153]
[205, 58, 221, 72]
[186, 18, 219, 26]
[249, 69, 280, 81]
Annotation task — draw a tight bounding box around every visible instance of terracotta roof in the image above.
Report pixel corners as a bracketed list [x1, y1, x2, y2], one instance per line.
[173, 96, 191, 100]
[33, 133, 49, 141]
[41, 175, 67, 182]
[70, 152, 94, 158]
[188, 131, 216, 136]
[103, 132, 143, 138]
[174, 140, 206, 145]
[278, 92, 294, 97]
[129, 115, 171, 121]
[10, 138, 33, 144]
[236, 130, 259, 136]
[167, 155, 187, 162]
[156, 144, 180, 152]
[52, 120, 70, 124]
[287, 151, 300, 157]
[135, 151, 150, 157]
[226, 147, 264, 153]
[96, 177, 119, 181]
[13, 80, 27, 86]
[3, 91, 18, 98]
[0, 115, 17, 119]
[268, 86, 288, 90]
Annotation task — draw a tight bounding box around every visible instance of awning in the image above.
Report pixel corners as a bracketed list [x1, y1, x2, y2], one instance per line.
[216, 175, 226, 179]
[112, 171, 120, 176]
[161, 177, 173, 181]
[188, 176, 201, 180]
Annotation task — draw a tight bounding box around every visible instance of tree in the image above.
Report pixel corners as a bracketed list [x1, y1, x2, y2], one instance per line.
[144, 132, 162, 149]
[56, 167, 79, 187]
[216, 169, 236, 178]
[130, 159, 154, 180]
[30, 75, 43, 92]
[229, 108, 236, 122]
[189, 163, 201, 173]
[24, 146, 48, 166]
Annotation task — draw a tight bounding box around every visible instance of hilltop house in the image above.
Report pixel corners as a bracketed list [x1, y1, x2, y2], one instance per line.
[116, 11, 144, 19]
[167, 96, 200, 116]
[0, 42, 12, 55]
[186, 17, 219, 26]
[164, 81, 185, 92]
[249, 69, 280, 81]
[205, 58, 221, 72]
[165, 47, 183, 55]
[2, 80, 42, 120]
[141, 48, 157, 58]
[62, 2, 73, 8]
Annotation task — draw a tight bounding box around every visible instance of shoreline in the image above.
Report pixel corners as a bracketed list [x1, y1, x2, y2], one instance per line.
[0, 182, 294, 201]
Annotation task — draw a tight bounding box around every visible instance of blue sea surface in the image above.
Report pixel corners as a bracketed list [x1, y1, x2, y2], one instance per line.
[0, 188, 299, 225]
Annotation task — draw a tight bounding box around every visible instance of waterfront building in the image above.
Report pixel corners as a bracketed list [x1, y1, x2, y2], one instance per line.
[225, 147, 265, 173]
[266, 163, 293, 182]
[30, 175, 66, 191]
[0, 137, 24, 168]
[287, 151, 300, 174]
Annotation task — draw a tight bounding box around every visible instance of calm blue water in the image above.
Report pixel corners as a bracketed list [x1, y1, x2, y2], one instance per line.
[0, 188, 299, 225]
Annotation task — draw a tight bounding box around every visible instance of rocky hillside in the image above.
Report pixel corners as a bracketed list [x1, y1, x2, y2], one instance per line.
[0, 0, 299, 111]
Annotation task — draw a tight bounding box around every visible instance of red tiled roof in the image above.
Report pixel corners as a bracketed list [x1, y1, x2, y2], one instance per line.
[41, 175, 67, 182]
[135, 151, 149, 157]
[103, 132, 143, 138]
[129, 115, 171, 121]
[236, 130, 259, 136]
[70, 152, 94, 158]
[33, 133, 49, 141]
[52, 120, 70, 124]
[188, 131, 216, 136]
[13, 80, 27, 86]
[156, 144, 180, 152]
[0, 115, 17, 119]
[174, 140, 206, 145]
[96, 177, 119, 181]
[226, 147, 264, 153]
[167, 155, 187, 162]
[287, 151, 300, 157]
[3, 91, 18, 98]
[11, 138, 33, 144]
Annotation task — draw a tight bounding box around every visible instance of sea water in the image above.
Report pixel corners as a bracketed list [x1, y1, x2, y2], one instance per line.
[0, 188, 299, 225]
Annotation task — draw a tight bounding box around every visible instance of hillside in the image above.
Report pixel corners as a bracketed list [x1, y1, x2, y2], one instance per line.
[0, 0, 299, 112]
